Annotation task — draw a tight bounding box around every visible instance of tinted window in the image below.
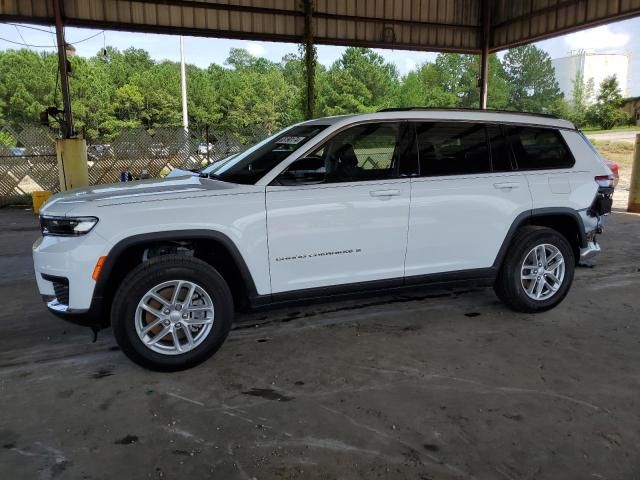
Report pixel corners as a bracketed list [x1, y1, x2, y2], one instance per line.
[486, 125, 513, 172]
[415, 122, 490, 176]
[505, 126, 574, 170]
[306, 122, 403, 183]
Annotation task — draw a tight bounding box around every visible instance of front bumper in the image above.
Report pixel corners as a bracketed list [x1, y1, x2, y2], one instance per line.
[33, 233, 111, 328]
[41, 295, 105, 328]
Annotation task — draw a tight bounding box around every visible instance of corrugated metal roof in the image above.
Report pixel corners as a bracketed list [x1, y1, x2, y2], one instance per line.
[491, 0, 640, 50]
[0, 0, 638, 53]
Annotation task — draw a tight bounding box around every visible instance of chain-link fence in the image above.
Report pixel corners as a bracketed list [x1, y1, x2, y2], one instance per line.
[0, 124, 269, 206]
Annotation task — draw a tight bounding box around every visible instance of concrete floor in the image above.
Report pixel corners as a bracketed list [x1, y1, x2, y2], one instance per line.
[1, 206, 639, 480]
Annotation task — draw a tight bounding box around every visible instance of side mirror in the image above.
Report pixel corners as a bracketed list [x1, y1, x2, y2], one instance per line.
[277, 156, 326, 185]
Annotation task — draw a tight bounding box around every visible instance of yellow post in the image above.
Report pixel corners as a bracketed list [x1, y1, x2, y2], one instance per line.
[32, 191, 53, 214]
[629, 134, 640, 213]
[56, 138, 89, 191]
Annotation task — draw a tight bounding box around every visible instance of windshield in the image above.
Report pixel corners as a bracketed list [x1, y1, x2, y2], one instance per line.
[207, 124, 329, 184]
[199, 154, 238, 174]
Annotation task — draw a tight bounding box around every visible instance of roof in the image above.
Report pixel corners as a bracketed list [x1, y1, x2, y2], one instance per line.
[2, 0, 639, 54]
[306, 110, 576, 130]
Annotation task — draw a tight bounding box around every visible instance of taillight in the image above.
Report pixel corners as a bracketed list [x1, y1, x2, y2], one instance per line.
[595, 175, 615, 188]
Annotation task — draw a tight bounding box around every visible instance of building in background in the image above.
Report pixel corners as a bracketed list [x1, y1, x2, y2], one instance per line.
[552, 51, 630, 105]
[622, 96, 640, 125]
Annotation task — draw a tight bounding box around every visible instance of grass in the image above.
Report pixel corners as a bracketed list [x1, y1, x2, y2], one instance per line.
[592, 140, 635, 166]
[583, 125, 640, 135]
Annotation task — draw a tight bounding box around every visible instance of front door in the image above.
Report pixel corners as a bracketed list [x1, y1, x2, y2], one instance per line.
[266, 122, 412, 294]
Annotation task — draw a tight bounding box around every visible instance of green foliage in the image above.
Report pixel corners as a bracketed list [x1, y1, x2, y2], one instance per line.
[0, 42, 631, 140]
[0, 50, 56, 125]
[568, 70, 595, 128]
[0, 130, 16, 147]
[586, 75, 631, 130]
[317, 48, 399, 114]
[503, 45, 563, 112]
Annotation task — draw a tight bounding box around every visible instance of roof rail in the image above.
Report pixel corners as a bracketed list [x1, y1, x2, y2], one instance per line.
[377, 107, 561, 120]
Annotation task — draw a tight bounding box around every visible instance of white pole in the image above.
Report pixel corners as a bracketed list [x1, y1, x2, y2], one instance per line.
[180, 36, 188, 132]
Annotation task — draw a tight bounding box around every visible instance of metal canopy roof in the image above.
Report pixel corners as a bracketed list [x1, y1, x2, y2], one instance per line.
[1, 0, 639, 54]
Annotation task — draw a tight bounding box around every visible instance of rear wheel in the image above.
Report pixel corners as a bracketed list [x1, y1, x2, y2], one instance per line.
[495, 226, 575, 313]
[111, 255, 233, 371]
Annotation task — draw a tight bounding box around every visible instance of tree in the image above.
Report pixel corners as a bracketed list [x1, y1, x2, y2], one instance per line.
[502, 45, 563, 112]
[112, 84, 144, 122]
[0, 43, 585, 141]
[0, 50, 56, 126]
[317, 68, 372, 115]
[586, 75, 630, 130]
[317, 48, 400, 115]
[434, 53, 510, 108]
[279, 52, 307, 123]
[214, 50, 291, 133]
[68, 55, 114, 139]
[568, 70, 595, 127]
[397, 62, 457, 107]
[226, 48, 275, 72]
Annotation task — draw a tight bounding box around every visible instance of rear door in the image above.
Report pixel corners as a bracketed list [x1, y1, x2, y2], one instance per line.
[266, 122, 412, 293]
[404, 122, 532, 278]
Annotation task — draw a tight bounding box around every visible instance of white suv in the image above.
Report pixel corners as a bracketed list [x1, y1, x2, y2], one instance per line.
[33, 109, 614, 370]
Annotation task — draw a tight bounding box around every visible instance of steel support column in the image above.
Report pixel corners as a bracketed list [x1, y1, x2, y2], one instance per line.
[479, 0, 491, 109]
[53, 0, 74, 138]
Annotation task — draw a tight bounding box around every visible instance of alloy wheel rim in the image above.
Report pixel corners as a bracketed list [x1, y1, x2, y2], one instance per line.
[520, 243, 566, 301]
[135, 280, 215, 355]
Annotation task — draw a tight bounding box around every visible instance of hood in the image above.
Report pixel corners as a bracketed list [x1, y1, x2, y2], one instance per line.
[40, 176, 242, 216]
[165, 168, 198, 178]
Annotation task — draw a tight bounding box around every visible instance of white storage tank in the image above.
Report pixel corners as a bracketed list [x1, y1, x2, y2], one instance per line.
[552, 50, 630, 104]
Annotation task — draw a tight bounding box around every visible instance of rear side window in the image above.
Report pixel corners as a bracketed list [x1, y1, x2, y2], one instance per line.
[415, 122, 490, 176]
[505, 126, 574, 170]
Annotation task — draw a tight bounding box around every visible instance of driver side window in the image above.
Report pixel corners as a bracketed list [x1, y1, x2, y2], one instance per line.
[278, 122, 403, 185]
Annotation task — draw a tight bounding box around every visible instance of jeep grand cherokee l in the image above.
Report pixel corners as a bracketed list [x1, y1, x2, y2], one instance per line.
[33, 109, 614, 370]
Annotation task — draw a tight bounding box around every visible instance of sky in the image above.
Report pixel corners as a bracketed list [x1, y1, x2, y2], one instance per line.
[0, 16, 638, 96]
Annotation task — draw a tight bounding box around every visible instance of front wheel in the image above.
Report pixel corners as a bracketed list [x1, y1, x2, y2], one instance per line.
[111, 255, 233, 371]
[495, 226, 575, 313]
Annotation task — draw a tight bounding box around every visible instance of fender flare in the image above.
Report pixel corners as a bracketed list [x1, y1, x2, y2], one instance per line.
[493, 208, 587, 269]
[93, 229, 260, 306]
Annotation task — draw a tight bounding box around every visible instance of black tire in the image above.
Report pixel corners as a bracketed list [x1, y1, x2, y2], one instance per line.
[111, 255, 233, 371]
[494, 226, 575, 313]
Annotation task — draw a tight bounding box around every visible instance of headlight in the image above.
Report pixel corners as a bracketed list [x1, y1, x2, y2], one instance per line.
[40, 216, 98, 236]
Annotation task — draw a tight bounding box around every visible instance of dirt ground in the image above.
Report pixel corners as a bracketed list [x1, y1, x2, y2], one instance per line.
[587, 130, 640, 144]
[593, 140, 635, 210]
[1, 192, 639, 479]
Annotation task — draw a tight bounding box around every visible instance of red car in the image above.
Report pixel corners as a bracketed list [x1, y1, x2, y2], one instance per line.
[604, 159, 619, 187]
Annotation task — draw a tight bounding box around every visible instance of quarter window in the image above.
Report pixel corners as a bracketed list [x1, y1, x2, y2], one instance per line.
[505, 126, 574, 170]
[415, 122, 491, 176]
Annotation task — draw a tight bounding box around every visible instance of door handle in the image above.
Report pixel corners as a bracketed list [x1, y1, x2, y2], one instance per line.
[493, 182, 520, 190]
[370, 189, 401, 197]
